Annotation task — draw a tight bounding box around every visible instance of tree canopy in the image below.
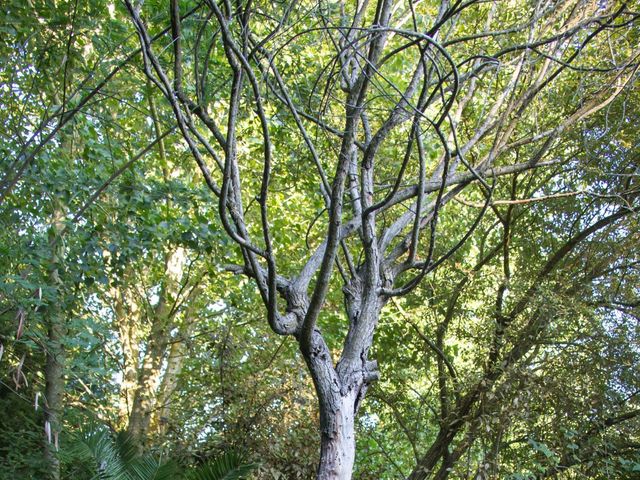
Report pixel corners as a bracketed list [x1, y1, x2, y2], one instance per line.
[0, 0, 639, 479]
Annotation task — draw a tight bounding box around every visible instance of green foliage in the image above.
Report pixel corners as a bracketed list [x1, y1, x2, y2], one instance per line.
[63, 425, 257, 480]
[64, 425, 129, 479]
[185, 452, 259, 480]
[0, 395, 49, 479]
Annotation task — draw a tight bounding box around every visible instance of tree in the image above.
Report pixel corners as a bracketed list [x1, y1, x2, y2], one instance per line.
[117, 0, 639, 477]
[1, 0, 639, 479]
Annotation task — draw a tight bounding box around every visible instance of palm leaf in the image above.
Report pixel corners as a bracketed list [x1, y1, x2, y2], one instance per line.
[65, 424, 128, 480]
[185, 452, 259, 480]
[127, 456, 181, 480]
[114, 430, 139, 467]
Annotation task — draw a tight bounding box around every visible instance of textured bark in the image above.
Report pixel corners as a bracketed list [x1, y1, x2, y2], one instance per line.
[43, 204, 66, 480]
[126, 337, 165, 449]
[303, 296, 382, 480]
[43, 319, 65, 480]
[302, 331, 360, 480]
[126, 247, 186, 450]
[317, 393, 357, 480]
[154, 339, 184, 434]
[114, 281, 141, 424]
[153, 295, 199, 435]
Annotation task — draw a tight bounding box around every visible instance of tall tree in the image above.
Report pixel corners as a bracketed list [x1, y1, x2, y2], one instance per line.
[119, 0, 639, 478]
[1, 0, 639, 479]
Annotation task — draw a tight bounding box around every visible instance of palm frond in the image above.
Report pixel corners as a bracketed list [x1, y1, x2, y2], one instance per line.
[65, 424, 128, 480]
[127, 456, 181, 480]
[114, 430, 139, 467]
[185, 452, 258, 480]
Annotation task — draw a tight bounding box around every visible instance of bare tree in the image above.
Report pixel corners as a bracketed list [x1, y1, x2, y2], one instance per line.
[123, 0, 638, 477]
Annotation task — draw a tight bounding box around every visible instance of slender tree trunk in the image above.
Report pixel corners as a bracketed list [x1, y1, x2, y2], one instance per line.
[154, 339, 184, 433]
[126, 247, 186, 450]
[43, 204, 66, 480]
[126, 329, 166, 450]
[113, 282, 141, 424]
[43, 320, 64, 479]
[154, 292, 199, 434]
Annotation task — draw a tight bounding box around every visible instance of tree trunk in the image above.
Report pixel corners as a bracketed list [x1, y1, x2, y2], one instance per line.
[113, 281, 141, 425]
[126, 334, 165, 450]
[154, 336, 185, 434]
[407, 430, 453, 480]
[126, 247, 186, 450]
[43, 320, 64, 480]
[317, 391, 357, 480]
[43, 203, 66, 480]
[153, 292, 199, 434]
[302, 329, 365, 480]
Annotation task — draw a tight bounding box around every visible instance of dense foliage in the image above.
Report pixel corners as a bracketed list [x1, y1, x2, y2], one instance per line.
[1, 0, 639, 479]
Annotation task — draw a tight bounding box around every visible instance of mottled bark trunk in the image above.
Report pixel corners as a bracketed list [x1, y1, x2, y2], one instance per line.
[154, 286, 199, 433]
[43, 204, 66, 480]
[303, 322, 374, 480]
[126, 247, 186, 450]
[126, 329, 165, 450]
[43, 319, 64, 480]
[298, 274, 382, 480]
[317, 391, 357, 480]
[154, 337, 184, 434]
[114, 285, 140, 424]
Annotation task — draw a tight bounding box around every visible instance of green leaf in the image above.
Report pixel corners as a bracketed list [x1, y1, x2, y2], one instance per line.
[185, 452, 259, 480]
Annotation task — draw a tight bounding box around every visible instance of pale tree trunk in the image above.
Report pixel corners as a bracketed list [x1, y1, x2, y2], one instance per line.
[126, 338, 165, 449]
[153, 339, 184, 434]
[43, 203, 66, 480]
[293, 257, 384, 480]
[303, 332, 358, 480]
[126, 247, 187, 450]
[126, 304, 169, 448]
[113, 278, 141, 425]
[317, 391, 358, 479]
[153, 289, 199, 434]
[303, 308, 379, 480]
